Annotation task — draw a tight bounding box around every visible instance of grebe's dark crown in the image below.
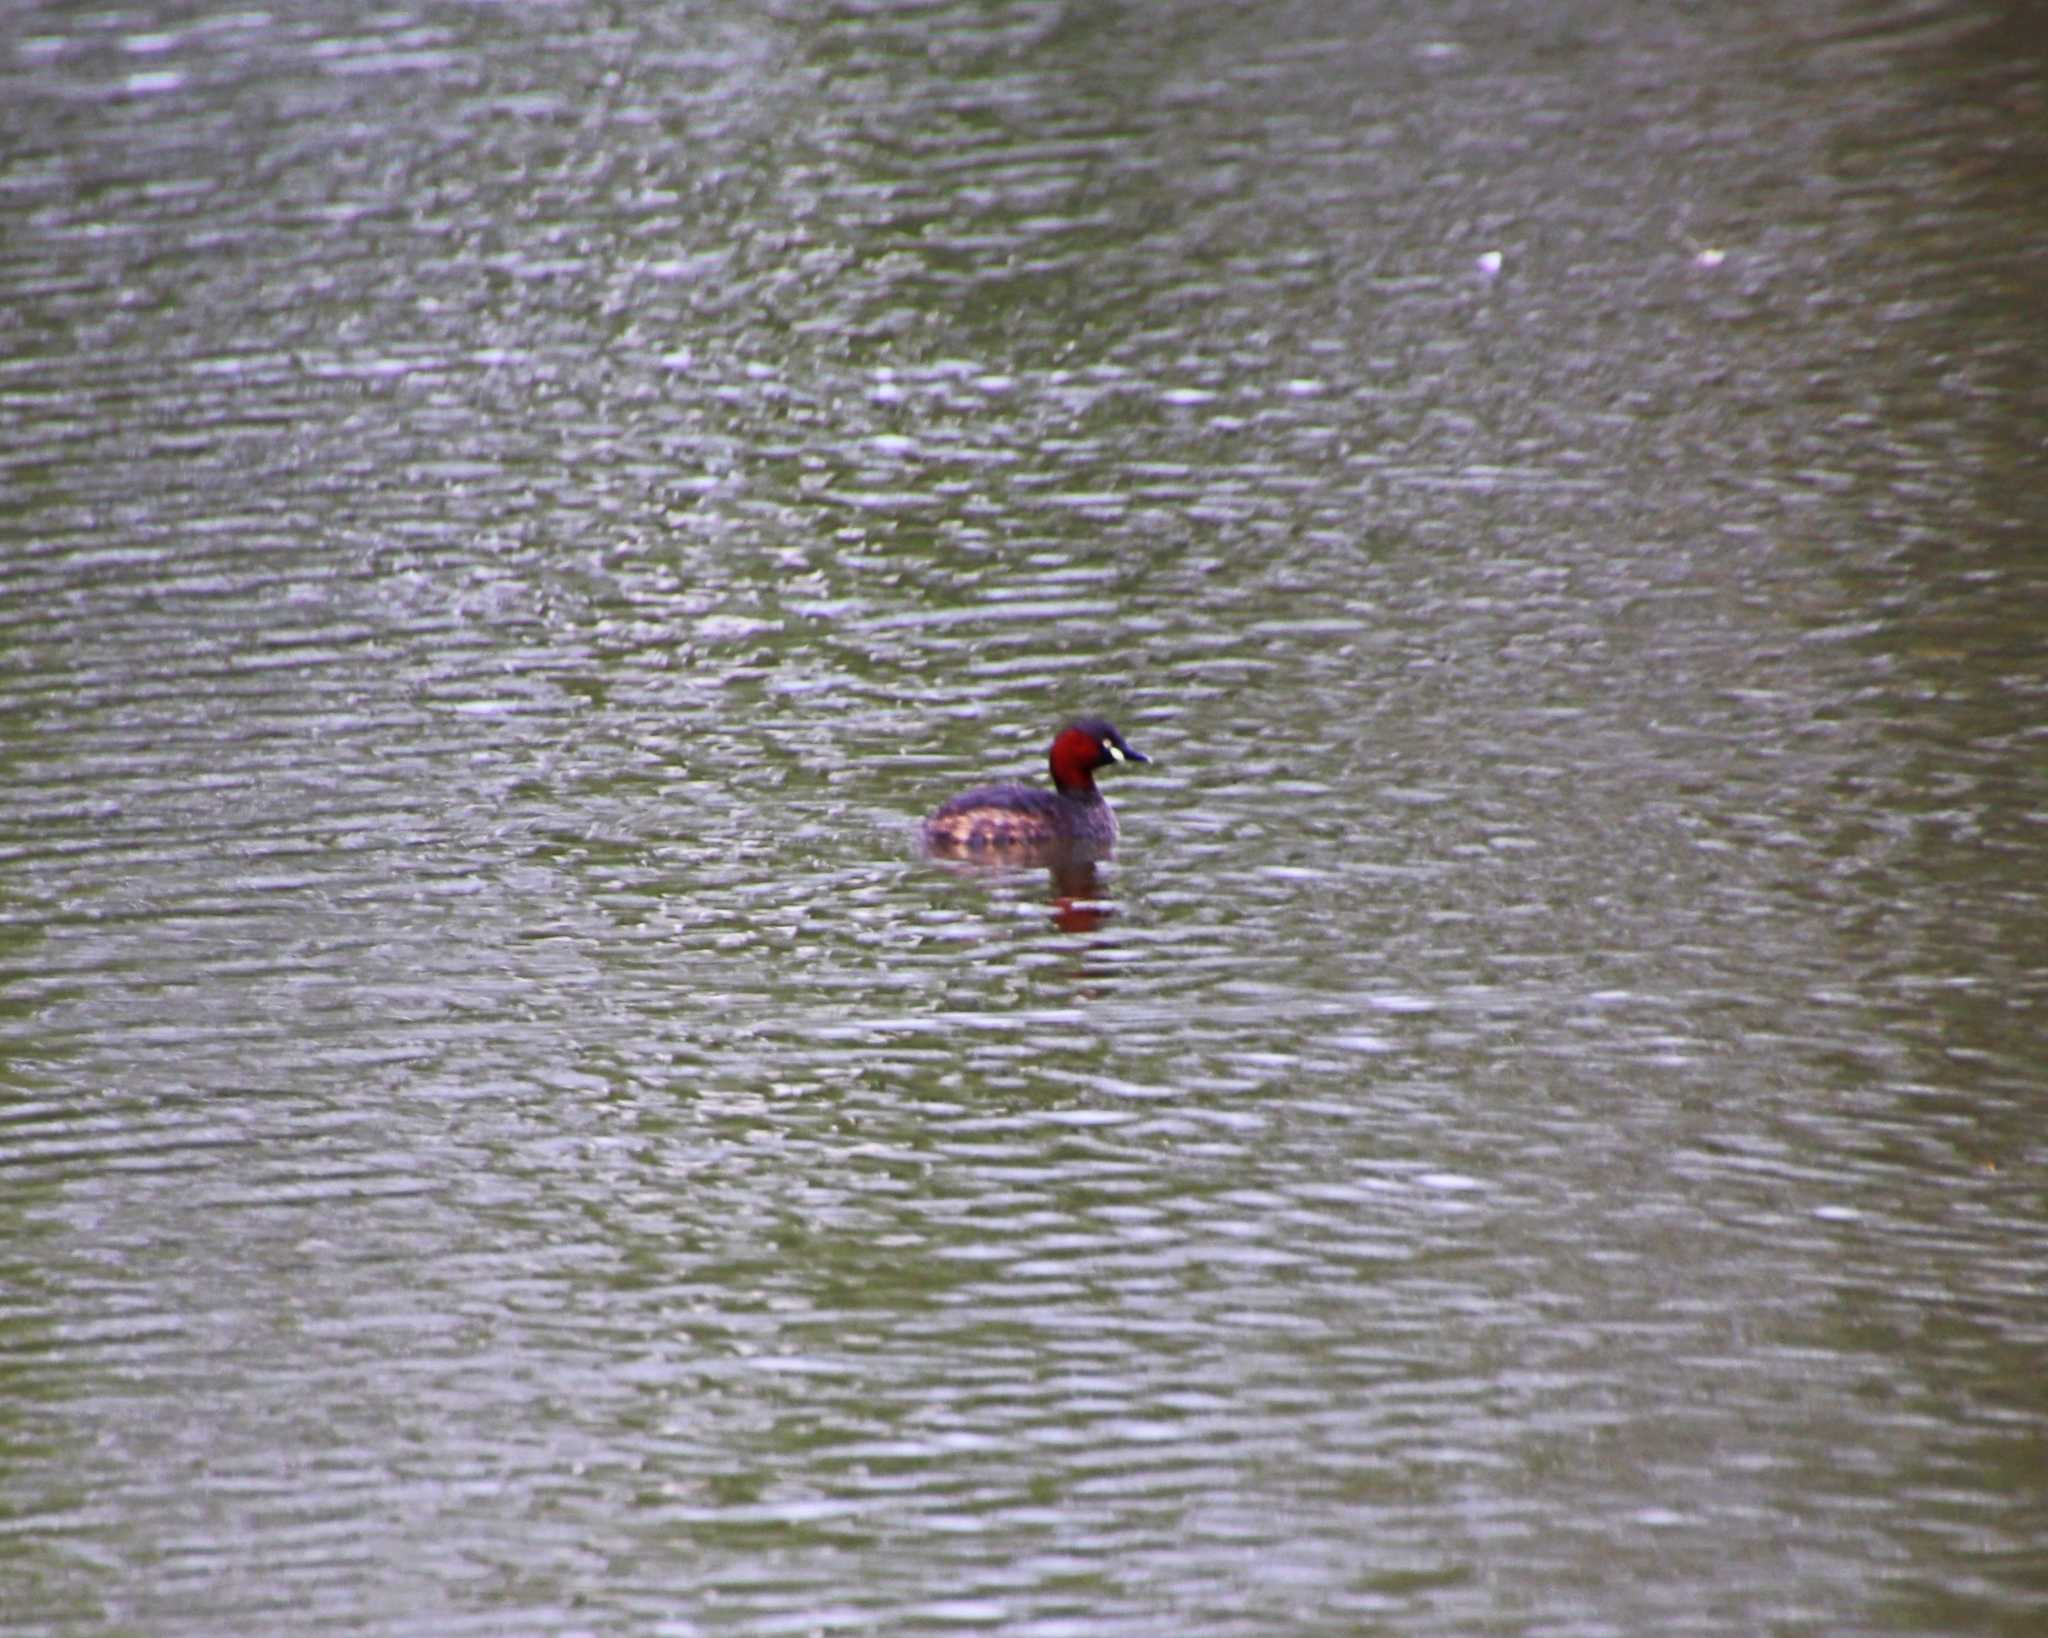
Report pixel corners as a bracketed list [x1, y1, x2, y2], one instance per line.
[1064, 718, 1148, 765]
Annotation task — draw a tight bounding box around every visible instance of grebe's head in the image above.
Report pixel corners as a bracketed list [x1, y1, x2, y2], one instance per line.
[1048, 718, 1148, 794]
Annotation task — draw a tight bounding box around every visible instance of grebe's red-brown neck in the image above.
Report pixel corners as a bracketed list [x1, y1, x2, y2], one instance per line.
[1047, 718, 1147, 795]
[1049, 727, 1105, 794]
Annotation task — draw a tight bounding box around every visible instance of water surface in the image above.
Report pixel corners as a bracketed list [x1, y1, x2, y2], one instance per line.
[3, 1, 2046, 1632]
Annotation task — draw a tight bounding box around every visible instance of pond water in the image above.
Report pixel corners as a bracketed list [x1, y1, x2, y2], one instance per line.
[3, 1, 2045, 1632]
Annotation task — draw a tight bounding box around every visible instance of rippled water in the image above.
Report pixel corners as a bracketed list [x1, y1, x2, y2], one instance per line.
[4, 1, 2045, 1632]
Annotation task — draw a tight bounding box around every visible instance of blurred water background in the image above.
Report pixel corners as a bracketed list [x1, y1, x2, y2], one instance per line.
[3, 0, 2045, 1631]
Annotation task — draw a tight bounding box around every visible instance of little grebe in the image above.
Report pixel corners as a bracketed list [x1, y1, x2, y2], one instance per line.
[923, 718, 1148, 856]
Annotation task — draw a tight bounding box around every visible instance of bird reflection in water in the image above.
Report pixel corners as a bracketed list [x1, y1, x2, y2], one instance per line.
[1046, 847, 1116, 934]
[925, 840, 1121, 934]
